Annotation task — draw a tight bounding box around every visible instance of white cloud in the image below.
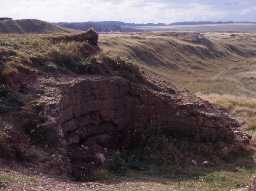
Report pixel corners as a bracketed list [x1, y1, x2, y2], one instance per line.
[0, 0, 255, 23]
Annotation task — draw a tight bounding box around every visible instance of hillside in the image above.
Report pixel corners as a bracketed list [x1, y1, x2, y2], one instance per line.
[0, 30, 254, 190]
[100, 32, 256, 95]
[0, 18, 69, 33]
[57, 21, 171, 32]
[57, 21, 127, 32]
[169, 21, 256, 25]
[101, 32, 256, 142]
[58, 21, 256, 33]
[101, 33, 256, 190]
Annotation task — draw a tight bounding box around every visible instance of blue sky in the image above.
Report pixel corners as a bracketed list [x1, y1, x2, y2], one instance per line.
[1, 0, 256, 23]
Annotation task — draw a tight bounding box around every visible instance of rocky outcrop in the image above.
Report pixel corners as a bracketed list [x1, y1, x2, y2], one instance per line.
[34, 74, 249, 180]
[50, 28, 99, 46]
[60, 76, 237, 144]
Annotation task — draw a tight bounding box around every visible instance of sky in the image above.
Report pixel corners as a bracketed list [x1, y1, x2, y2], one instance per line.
[1, 0, 256, 23]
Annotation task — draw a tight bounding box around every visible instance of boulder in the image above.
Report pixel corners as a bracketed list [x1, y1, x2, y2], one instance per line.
[50, 28, 99, 46]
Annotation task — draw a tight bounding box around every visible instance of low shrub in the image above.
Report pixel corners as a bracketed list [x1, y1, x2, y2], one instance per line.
[103, 124, 246, 177]
[106, 151, 127, 175]
[0, 64, 18, 83]
[22, 115, 59, 147]
[45, 41, 97, 73]
[0, 85, 22, 113]
[100, 55, 144, 82]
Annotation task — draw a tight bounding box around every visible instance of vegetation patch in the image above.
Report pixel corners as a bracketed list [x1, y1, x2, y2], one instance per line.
[0, 175, 12, 189]
[45, 41, 96, 73]
[0, 85, 22, 113]
[20, 112, 59, 147]
[198, 93, 256, 140]
[99, 55, 144, 82]
[103, 124, 253, 182]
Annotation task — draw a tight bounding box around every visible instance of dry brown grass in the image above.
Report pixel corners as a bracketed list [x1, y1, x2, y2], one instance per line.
[197, 93, 256, 110]
[100, 32, 256, 97]
[0, 65, 18, 80]
[0, 33, 100, 79]
[197, 93, 256, 140]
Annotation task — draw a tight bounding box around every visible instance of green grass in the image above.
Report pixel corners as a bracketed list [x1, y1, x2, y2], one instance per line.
[0, 164, 253, 191]
[0, 174, 16, 190]
[0, 171, 39, 190]
[0, 175, 12, 184]
[98, 163, 255, 191]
